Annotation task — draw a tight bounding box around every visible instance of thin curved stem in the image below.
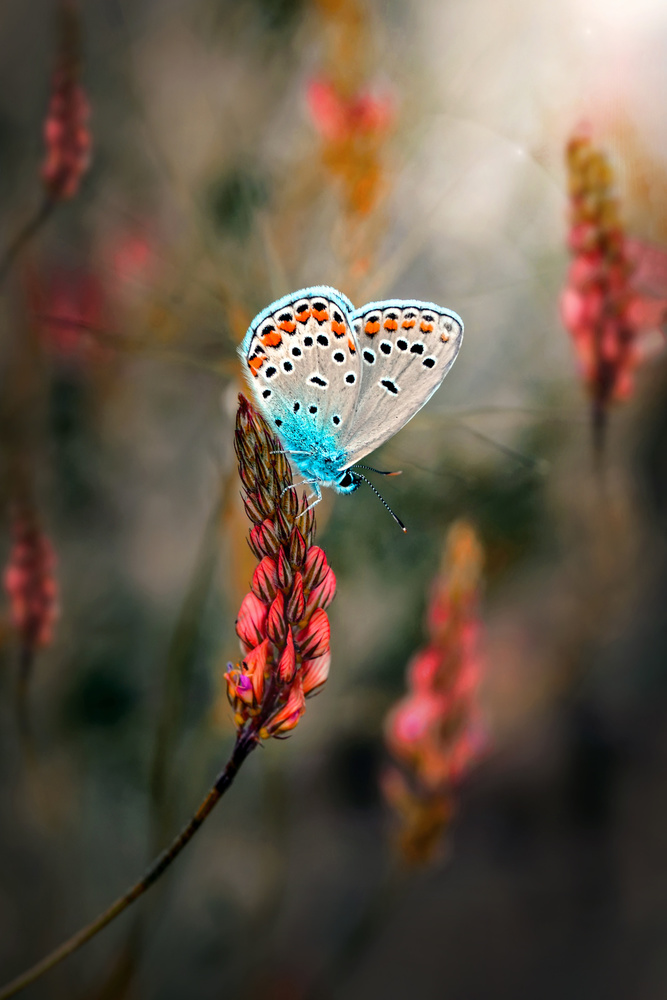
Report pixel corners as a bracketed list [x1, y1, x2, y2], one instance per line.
[0, 199, 55, 290]
[0, 730, 258, 1000]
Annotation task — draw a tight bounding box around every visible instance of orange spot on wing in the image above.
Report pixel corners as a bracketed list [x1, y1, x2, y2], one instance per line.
[365, 320, 380, 336]
[332, 320, 347, 336]
[296, 307, 311, 323]
[312, 308, 329, 323]
[347, 337, 356, 353]
[248, 354, 267, 376]
[440, 332, 450, 343]
[420, 321, 434, 333]
[402, 319, 416, 329]
[278, 320, 296, 334]
[261, 332, 283, 348]
[384, 318, 398, 331]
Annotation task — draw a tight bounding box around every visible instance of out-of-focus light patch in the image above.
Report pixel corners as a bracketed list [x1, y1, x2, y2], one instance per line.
[581, 0, 667, 26]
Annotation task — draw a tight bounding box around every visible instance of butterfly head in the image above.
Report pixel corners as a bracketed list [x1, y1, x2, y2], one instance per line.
[334, 470, 361, 495]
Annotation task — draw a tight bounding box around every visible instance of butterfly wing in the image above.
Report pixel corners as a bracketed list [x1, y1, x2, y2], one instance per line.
[240, 286, 362, 472]
[338, 299, 464, 466]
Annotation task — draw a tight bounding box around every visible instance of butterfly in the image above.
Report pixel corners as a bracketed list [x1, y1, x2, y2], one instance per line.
[239, 285, 463, 527]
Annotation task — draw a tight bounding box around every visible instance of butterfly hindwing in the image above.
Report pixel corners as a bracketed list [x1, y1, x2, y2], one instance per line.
[240, 286, 362, 462]
[339, 299, 464, 465]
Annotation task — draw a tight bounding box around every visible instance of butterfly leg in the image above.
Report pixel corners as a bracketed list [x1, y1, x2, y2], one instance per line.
[280, 479, 319, 497]
[298, 482, 323, 518]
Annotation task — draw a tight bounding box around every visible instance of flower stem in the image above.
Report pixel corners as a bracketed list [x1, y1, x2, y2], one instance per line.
[0, 198, 55, 290]
[0, 730, 258, 999]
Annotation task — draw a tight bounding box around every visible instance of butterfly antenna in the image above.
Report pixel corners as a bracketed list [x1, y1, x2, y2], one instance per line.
[353, 464, 403, 477]
[354, 473, 407, 533]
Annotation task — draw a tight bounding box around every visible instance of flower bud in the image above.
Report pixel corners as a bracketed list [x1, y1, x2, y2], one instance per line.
[288, 527, 307, 568]
[301, 652, 330, 696]
[251, 556, 279, 603]
[267, 591, 287, 647]
[236, 592, 268, 651]
[303, 546, 328, 590]
[296, 608, 330, 660]
[243, 638, 269, 702]
[278, 629, 296, 682]
[287, 572, 305, 623]
[277, 547, 293, 591]
[304, 566, 336, 616]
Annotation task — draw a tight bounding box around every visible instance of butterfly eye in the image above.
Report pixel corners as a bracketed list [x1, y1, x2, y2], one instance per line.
[339, 471, 353, 488]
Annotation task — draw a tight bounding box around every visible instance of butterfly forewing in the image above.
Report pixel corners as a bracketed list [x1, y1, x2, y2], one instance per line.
[241, 287, 362, 457]
[340, 299, 464, 465]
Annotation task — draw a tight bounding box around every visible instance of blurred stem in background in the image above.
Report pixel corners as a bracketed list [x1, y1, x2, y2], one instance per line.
[0, 1, 90, 289]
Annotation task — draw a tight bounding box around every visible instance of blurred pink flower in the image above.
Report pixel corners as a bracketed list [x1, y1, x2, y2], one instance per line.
[383, 521, 486, 865]
[307, 77, 393, 143]
[29, 265, 108, 365]
[42, 2, 91, 202]
[4, 508, 58, 653]
[561, 128, 667, 451]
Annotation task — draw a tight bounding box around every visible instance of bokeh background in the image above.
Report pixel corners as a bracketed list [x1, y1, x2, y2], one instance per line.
[1, 0, 667, 998]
